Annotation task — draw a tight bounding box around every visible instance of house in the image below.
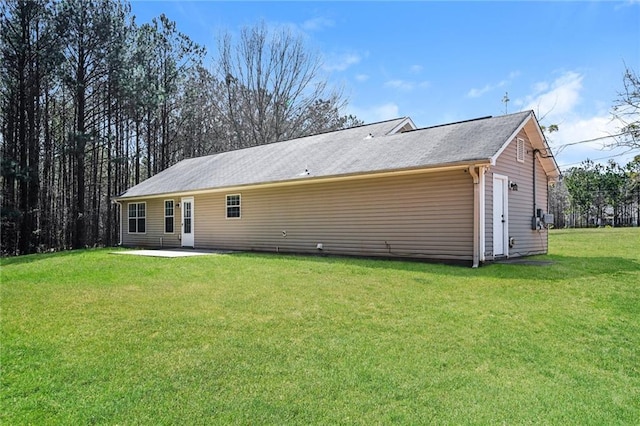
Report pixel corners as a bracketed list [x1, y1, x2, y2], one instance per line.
[114, 110, 560, 267]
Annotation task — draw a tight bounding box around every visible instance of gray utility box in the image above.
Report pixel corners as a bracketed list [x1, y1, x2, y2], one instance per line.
[532, 216, 541, 230]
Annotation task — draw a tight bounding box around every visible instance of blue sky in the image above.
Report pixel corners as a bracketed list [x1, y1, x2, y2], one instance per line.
[130, 1, 640, 169]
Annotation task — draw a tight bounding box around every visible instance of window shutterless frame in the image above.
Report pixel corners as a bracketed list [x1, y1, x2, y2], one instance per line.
[164, 200, 174, 233]
[128, 202, 146, 234]
[226, 194, 241, 219]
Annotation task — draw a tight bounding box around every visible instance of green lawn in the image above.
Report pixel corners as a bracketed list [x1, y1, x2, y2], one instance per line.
[2, 228, 639, 424]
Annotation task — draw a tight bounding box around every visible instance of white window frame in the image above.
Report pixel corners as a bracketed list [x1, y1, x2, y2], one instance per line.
[128, 202, 146, 234]
[516, 138, 525, 163]
[164, 200, 174, 234]
[226, 194, 241, 219]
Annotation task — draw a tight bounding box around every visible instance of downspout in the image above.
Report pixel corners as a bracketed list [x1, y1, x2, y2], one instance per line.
[533, 149, 538, 221]
[114, 200, 123, 246]
[468, 166, 480, 268]
[478, 165, 487, 262]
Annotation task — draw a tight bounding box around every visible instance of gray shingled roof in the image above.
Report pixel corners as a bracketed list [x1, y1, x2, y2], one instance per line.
[118, 111, 533, 199]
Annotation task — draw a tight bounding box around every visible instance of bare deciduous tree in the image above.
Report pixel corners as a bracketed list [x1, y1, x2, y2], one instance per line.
[0, 6, 362, 256]
[215, 22, 358, 149]
[612, 65, 640, 149]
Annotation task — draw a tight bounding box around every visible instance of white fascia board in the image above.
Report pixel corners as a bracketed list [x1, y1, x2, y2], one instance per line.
[387, 117, 417, 135]
[488, 111, 560, 180]
[490, 111, 532, 165]
[524, 117, 561, 180]
[114, 160, 489, 203]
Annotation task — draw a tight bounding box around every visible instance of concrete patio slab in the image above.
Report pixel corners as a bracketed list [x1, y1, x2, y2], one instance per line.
[112, 249, 233, 258]
[493, 258, 554, 266]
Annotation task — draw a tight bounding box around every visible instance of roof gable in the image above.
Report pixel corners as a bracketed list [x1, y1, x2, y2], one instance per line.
[118, 111, 555, 199]
[490, 111, 560, 180]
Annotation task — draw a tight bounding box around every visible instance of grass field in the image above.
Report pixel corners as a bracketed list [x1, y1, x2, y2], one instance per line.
[2, 228, 639, 424]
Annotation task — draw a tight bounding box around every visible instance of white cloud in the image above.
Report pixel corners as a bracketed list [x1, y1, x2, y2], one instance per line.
[373, 103, 400, 120]
[385, 79, 412, 90]
[553, 116, 616, 148]
[323, 52, 362, 72]
[409, 65, 423, 74]
[467, 84, 492, 98]
[384, 79, 430, 91]
[467, 71, 519, 98]
[531, 81, 549, 94]
[520, 70, 639, 168]
[614, 0, 640, 10]
[550, 115, 637, 168]
[524, 71, 583, 118]
[301, 17, 334, 31]
[348, 102, 400, 123]
[355, 74, 369, 82]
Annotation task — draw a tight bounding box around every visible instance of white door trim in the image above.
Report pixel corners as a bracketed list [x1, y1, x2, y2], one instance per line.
[493, 174, 509, 257]
[181, 197, 194, 247]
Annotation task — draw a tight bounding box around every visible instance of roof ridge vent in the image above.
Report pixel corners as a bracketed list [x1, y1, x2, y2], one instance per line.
[419, 115, 493, 131]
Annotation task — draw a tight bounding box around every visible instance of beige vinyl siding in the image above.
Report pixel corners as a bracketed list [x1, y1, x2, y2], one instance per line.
[486, 130, 549, 258]
[176, 169, 474, 261]
[121, 198, 181, 248]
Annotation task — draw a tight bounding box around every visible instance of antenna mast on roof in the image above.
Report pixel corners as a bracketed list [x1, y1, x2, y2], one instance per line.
[502, 92, 510, 114]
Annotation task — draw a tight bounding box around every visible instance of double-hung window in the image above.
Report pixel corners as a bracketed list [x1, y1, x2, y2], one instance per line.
[226, 194, 241, 219]
[128, 202, 146, 233]
[164, 200, 174, 233]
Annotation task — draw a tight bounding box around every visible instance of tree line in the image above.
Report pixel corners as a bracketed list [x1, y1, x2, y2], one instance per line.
[548, 65, 639, 229]
[549, 157, 640, 228]
[1, 0, 361, 255]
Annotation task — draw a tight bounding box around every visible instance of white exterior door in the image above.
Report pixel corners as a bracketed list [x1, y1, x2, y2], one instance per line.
[181, 197, 194, 247]
[493, 175, 508, 257]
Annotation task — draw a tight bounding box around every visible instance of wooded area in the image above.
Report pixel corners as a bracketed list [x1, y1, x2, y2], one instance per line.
[2, 1, 638, 256]
[548, 65, 640, 229]
[0, 0, 360, 255]
[549, 157, 640, 228]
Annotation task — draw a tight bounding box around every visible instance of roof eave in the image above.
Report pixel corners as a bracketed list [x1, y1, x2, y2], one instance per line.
[113, 159, 492, 202]
[524, 112, 562, 181]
